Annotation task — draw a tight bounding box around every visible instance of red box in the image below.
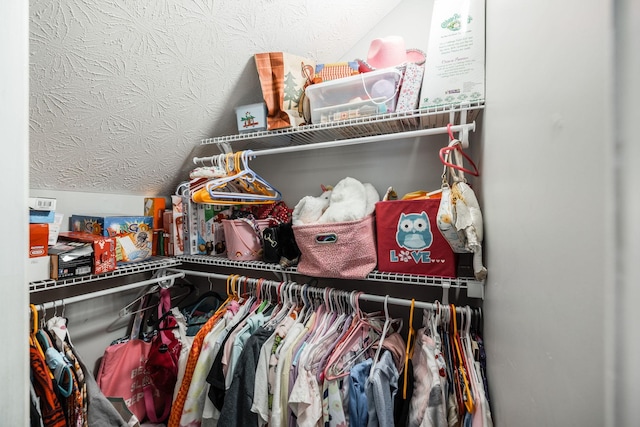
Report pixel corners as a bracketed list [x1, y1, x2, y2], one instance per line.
[375, 199, 456, 278]
[29, 224, 49, 258]
[58, 231, 117, 275]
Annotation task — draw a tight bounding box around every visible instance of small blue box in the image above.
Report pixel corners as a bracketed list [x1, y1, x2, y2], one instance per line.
[235, 103, 267, 133]
[29, 209, 55, 224]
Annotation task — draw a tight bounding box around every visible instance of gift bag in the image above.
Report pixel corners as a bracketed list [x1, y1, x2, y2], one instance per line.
[293, 214, 377, 279]
[254, 52, 315, 130]
[376, 199, 456, 277]
[396, 62, 426, 113]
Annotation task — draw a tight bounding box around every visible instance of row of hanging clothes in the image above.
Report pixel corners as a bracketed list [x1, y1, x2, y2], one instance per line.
[157, 272, 493, 427]
[29, 270, 189, 427]
[29, 302, 136, 427]
[29, 271, 492, 427]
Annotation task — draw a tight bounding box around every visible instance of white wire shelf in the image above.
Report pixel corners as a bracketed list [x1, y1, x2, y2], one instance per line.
[175, 254, 485, 298]
[28, 257, 182, 293]
[199, 104, 484, 151]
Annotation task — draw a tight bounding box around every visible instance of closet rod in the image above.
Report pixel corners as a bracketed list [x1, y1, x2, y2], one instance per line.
[193, 122, 475, 164]
[167, 268, 449, 313]
[36, 272, 185, 311]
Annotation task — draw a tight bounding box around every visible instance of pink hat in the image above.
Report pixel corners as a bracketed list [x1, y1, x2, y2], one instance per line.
[366, 36, 426, 69]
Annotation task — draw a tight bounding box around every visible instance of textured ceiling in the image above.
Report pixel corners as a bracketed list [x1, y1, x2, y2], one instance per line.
[29, 0, 401, 196]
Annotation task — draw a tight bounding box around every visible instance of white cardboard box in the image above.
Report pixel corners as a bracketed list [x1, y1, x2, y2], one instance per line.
[27, 255, 50, 282]
[28, 197, 57, 211]
[419, 0, 485, 110]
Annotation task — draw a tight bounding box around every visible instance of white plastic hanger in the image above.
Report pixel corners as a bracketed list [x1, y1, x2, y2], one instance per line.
[369, 295, 391, 379]
[192, 150, 282, 205]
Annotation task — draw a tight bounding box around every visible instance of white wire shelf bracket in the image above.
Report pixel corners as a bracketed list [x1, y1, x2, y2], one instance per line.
[28, 257, 182, 293]
[175, 254, 484, 297]
[197, 103, 484, 154]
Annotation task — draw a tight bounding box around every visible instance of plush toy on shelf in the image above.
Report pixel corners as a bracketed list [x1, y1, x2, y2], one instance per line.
[292, 185, 333, 226]
[293, 177, 380, 226]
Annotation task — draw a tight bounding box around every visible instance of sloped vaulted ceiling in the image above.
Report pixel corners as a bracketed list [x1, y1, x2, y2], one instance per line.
[29, 0, 401, 196]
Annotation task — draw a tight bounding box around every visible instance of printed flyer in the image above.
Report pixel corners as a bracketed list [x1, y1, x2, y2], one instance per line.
[419, 0, 485, 110]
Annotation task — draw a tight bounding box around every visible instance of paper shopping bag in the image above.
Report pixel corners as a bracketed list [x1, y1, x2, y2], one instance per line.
[254, 52, 315, 130]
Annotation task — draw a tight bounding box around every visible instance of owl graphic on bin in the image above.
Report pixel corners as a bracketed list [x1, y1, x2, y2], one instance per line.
[396, 212, 433, 250]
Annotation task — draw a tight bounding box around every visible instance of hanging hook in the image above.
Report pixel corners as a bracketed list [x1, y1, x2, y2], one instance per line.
[460, 125, 470, 149]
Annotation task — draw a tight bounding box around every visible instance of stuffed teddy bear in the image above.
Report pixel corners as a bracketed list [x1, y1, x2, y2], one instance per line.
[292, 185, 333, 226]
[317, 177, 380, 223]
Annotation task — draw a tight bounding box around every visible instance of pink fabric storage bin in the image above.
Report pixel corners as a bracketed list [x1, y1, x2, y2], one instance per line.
[222, 219, 271, 261]
[292, 214, 377, 279]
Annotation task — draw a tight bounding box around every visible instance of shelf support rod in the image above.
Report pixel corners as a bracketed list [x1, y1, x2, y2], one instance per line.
[193, 122, 475, 164]
[166, 268, 467, 313]
[36, 272, 185, 311]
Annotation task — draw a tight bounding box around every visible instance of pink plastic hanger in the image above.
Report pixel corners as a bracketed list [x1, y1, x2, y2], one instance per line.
[440, 126, 480, 177]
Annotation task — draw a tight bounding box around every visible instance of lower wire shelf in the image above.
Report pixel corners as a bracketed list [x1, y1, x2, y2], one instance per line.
[28, 255, 485, 298]
[175, 254, 485, 299]
[28, 257, 182, 293]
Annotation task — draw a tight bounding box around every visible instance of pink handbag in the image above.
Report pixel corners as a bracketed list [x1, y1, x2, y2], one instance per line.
[96, 294, 158, 423]
[292, 214, 377, 279]
[222, 218, 272, 261]
[96, 332, 151, 422]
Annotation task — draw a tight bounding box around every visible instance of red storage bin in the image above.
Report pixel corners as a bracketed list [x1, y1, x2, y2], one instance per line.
[375, 199, 456, 277]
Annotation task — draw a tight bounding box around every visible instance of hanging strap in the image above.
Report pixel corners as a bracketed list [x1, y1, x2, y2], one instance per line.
[143, 288, 175, 423]
[403, 299, 416, 399]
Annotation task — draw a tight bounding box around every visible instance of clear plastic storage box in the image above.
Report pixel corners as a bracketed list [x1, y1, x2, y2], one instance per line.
[305, 68, 403, 124]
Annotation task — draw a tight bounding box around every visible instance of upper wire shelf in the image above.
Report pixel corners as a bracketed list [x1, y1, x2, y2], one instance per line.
[28, 257, 182, 293]
[175, 254, 484, 298]
[199, 104, 484, 152]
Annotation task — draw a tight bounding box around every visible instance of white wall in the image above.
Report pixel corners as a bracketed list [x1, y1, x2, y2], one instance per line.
[617, 0, 640, 424]
[28, 0, 401, 197]
[29, 189, 150, 232]
[1, 1, 29, 425]
[483, 1, 613, 425]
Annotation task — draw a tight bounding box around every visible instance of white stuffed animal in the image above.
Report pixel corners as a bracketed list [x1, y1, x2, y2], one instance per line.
[292, 185, 333, 226]
[318, 177, 375, 224]
[363, 182, 380, 215]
